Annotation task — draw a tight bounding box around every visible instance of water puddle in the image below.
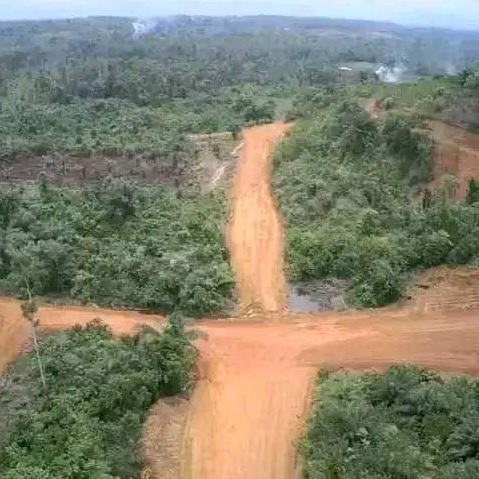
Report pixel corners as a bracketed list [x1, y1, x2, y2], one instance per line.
[288, 284, 324, 312]
[287, 280, 350, 313]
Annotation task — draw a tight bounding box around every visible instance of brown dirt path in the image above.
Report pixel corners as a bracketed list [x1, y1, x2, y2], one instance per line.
[0, 298, 163, 375]
[226, 123, 291, 314]
[181, 307, 479, 479]
[2, 121, 479, 479]
[180, 121, 479, 479]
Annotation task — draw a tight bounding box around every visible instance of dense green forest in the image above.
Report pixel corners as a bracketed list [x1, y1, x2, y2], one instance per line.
[1, 15, 479, 312]
[274, 94, 479, 307]
[0, 181, 233, 315]
[301, 366, 479, 478]
[0, 320, 195, 479]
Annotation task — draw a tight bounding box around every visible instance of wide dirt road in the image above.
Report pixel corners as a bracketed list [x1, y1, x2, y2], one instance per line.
[180, 122, 479, 479]
[2, 122, 479, 479]
[227, 123, 290, 314]
[181, 308, 479, 479]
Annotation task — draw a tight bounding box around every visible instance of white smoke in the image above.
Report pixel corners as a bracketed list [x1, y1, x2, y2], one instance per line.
[132, 18, 160, 38]
[375, 65, 406, 83]
[444, 63, 458, 76]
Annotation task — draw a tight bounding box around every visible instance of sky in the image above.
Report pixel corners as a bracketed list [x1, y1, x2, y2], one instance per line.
[0, 0, 478, 29]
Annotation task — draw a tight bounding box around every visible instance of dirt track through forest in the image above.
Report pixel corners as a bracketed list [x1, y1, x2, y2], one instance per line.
[0, 298, 163, 375]
[1, 122, 479, 479]
[226, 123, 290, 314]
[180, 122, 479, 479]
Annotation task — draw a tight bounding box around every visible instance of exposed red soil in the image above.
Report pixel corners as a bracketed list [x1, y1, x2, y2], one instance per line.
[428, 120, 479, 199]
[226, 123, 291, 314]
[0, 298, 163, 375]
[366, 100, 479, 199]
[2, 121, 479, 479]
[179, 123, 479, 479]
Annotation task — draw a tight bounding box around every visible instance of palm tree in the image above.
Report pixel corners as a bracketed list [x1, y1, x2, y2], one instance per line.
[21, 283, 46, 389]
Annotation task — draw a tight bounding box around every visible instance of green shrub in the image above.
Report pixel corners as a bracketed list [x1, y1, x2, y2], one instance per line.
[274, 99, 479, 308]
[0, 182, 234, 316]
[300, 367, 479, 479]
[0, 321, 196, 479]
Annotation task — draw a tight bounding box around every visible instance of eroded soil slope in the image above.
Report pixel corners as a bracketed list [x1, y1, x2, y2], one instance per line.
[429, 120, 479, 198]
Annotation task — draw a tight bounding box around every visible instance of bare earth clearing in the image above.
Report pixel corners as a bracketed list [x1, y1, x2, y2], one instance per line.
[1, 122, 479, 479]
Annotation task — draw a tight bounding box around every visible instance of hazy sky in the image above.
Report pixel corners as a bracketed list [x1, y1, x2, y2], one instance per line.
[0, 0, 478, 29]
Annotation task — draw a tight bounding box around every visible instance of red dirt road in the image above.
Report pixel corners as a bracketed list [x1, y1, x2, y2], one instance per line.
[226, 123, 291, 314]
[2, 122, 479, 479]
[181, 308, 479, 478]
[180, 123, 479, 479]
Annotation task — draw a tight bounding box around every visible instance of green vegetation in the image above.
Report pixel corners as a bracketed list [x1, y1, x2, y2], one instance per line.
[0, 320, 196, 479]
[0, 182, 233, 315]
[274, 98, 479, 307]
[372, 71, 479, 130]
[301, 366, 479, 479]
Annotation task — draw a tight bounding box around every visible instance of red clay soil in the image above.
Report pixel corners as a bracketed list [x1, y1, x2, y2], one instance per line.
[2, 122, 479, 479]
[0, 298, 163, 375]
[179, 123, 479, 479]
[226, 123, 291, 314]
[428, 120, 479, 199]
[366, 100, 479, 199]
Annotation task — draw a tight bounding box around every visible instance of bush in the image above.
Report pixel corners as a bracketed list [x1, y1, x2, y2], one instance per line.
[274, 99, 479, 308]
[0, 321, 196, 479]
[300, 366, 479, 479]
[0, 182, 234, 316]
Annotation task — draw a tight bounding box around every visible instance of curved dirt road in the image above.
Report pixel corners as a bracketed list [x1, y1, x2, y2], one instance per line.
[227, 123, 290, 314]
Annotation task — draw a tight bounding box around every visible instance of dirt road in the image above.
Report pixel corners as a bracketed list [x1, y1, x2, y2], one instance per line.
[2, 121, 479, 479]
[180, 122, 479, 479]
[0, 298, 163, 375]
[181, 308, 479, 478]
[226, 123, 291, 314]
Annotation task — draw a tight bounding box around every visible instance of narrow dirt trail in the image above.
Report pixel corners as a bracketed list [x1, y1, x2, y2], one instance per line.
[226, 123, 291, 314]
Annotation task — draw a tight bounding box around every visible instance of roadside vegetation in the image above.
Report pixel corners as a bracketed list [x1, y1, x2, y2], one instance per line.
[0, 320, 196, 479]
[274, 92, 479, 307]
[301, 366, 479, 479]
[0, 181, 233, 316]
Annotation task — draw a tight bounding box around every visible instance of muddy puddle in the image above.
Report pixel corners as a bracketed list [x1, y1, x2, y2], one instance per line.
[287, 280, 349, 312]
